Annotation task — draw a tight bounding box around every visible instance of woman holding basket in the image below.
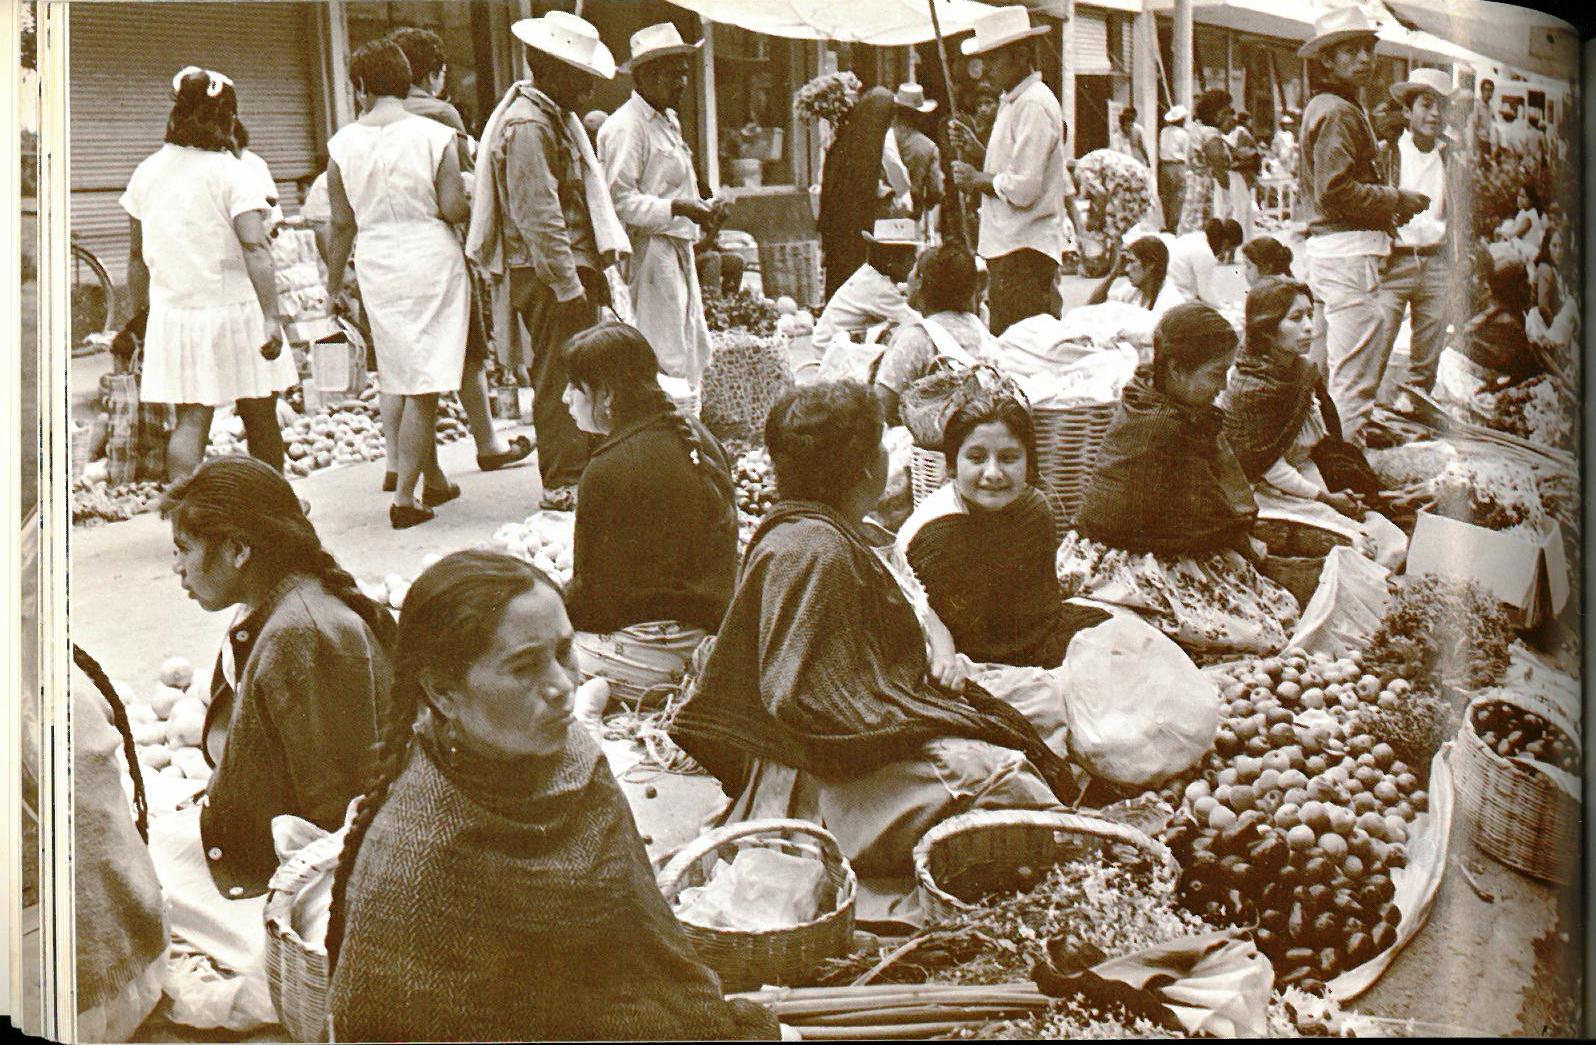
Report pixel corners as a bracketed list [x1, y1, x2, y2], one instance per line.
[121, 66, 296, 481]
[325, 550, 779, 1041]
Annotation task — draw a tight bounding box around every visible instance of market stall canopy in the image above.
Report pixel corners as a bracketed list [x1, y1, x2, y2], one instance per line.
[1140, 0, 1316, 42]
[1381, 0, 1576, 81]
[668, 0, 1006, 46]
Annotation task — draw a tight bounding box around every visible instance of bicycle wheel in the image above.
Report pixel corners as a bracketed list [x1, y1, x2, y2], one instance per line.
[70, 241, 119, 351]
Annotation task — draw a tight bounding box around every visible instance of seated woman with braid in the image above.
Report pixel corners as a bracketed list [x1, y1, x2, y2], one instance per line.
[148, 456, 395, 1024]
[1057, 303, 1299, 655]
[1222, 278, 1408, 570]
[896, 393, 1107, 668]
[670, 382, 1077, 919]
[327, 551, 779, 1042]
[561, 323, 738, 708]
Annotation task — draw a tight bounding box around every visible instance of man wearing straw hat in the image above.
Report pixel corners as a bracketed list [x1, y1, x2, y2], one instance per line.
[890, 82, 944, 229]
[1158, 106, 1191, 233]
[467, 10, 630, 510]
[597, 22, 724, 396]
[947, 5, 1064, 336]
[811, 218, 924, 348]
[1376, 66, 1461, 400]
[1296, 5, 1430, 446]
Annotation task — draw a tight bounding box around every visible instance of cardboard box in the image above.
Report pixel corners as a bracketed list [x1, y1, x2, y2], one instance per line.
[1405, 510, 1570, 628]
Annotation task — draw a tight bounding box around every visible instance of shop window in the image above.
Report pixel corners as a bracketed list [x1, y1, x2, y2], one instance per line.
[713, 24, 805, 188]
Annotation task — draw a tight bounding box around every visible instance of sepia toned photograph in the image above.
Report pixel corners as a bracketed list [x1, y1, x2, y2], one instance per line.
[10, 0, 1587, 1040]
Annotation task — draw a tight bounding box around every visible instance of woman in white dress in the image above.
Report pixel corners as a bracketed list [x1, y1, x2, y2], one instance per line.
[326, 39, 471, 529]
[123, 67, 296, 481]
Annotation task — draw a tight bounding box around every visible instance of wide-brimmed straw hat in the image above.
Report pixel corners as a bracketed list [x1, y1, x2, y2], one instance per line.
[1297, 6, 1380, 59]
[1163, 106, 1189, 124]
[893, 83, 937, 114]
[961, 6, 1050, 56]
[511, 11, 615, 80]
[619, 22, 701, 75]
[1389, 67, 1453, 107]
[861, 218, 922, 247]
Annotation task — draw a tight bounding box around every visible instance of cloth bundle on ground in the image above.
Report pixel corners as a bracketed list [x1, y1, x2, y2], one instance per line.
[1288, 546, 1392, 657]
[329, 723, 778, 1041]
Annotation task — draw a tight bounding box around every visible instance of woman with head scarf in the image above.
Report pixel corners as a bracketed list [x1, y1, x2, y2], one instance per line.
[325, 550, 779, 1041]
[122, 67, 297, 481]
[145, 456, 395, 1023]
[1058, 303, 1299, 654]
[818, 86, 897, 300]
[1221, 278, 1408, 569]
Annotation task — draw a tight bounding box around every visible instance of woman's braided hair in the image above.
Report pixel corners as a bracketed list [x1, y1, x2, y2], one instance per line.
[72, 645, 150, 844]
[158, 456, 397, 652]
[564, 322, 735, 516]
[324, 550, 560, 971]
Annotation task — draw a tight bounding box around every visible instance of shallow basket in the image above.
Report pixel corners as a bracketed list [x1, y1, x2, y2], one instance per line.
[913, 809, 1177, 926]
[1032, 401, 1118, 529]
[263, 852, 333, 1043]
[1453, 692, 1581, 884]
[758, 240, 824, 310]
[656, 819, 857, 992]
[1261, 553, 1327, 607]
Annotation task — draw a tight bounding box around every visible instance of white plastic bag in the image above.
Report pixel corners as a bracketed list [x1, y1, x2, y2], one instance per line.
[1061, 616, 1219, 787]
[1288, 545, 1392, 657]
[674, 846, 826, 932]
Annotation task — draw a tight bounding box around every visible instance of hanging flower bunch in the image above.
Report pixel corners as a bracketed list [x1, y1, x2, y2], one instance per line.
[1073, 148, 1154, 245]
[795, 71, 863, 128]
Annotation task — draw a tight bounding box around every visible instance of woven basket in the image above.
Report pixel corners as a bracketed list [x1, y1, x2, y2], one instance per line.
[701, 333, 795, 443]
[758, 241, 824, 310]
[1032, 401, 1119, 529]
[656, 819, 857, 992]
[264, 853, 334, 1043]
[1261, 553, 1327, 607]
[1453, 692, 1580, 883]
[1254, 519, 1351, 558]
[912, 810, 1176, 926]
[909, 445, 948, 508]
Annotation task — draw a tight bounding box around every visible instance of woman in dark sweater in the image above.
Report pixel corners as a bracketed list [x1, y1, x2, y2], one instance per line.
[1059, 303, 1298, 654]
[327, 550, 778, 1042]
[561, 322, 738, 706]
[896, 393, 1105, 668]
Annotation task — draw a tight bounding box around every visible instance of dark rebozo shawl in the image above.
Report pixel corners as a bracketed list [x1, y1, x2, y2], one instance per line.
[1223, 343, 1321, 482]
[903, 485, 1069, 668]
[669, 500, 1078, 803]
[1075, 367, 1258, 557]
[329, 724, 778, 1042]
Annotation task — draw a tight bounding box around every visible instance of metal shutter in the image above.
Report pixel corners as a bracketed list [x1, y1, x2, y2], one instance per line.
[70, 2, 321, 282]
[1072, 11, 1114, 77]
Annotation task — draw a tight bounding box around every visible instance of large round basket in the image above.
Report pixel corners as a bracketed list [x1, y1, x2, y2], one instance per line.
[758, 241, 824, 310]
[909, 446, 948, 508]
[913, 809, 1176, 926]
[701, 332, 795, 444]
[1453, 692, 1580, 883]
[1261, 554, 1326, 607]
[1032, 401, 1119, 529]
[656, 819, 857, 992]
[263, 853, 333, 1043]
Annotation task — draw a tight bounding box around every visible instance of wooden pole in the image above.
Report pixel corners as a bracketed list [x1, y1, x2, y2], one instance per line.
[926, 0, 974, 247]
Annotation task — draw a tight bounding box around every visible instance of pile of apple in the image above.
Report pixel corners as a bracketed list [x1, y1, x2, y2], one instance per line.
[1469, 699, 1580, 774]
[493, 511, 576, 588]
[1157, 647, 1431, 994]
[119, 656, 215, 817]
[734, 448, 777, 543]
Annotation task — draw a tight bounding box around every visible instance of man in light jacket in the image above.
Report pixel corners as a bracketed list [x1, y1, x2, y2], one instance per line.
[1377, 67, 1461, 401]
[949, 6, 1064, 336]
[1297, 6, 1429, 445]
[598, 24, 723, 393]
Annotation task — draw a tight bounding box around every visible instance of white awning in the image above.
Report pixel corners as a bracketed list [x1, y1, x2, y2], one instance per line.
[1141, 0, 1316, 42]
[1381, 0, 1577, 81]
[669, 0, 1003, 46]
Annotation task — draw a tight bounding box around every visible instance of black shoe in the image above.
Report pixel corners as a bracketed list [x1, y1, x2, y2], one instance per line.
[422, 482, 461, 508]
[389, 503, 435, 529]
[477, 435, 533, 472]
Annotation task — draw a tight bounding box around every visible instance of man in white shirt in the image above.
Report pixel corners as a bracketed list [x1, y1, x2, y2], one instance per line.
[1162, 218, 1242, 307]
[1158, 106, 1191, 232]
[812, 219, 923, 347]
[598, 24, 724, 390]
[1376, 68, 1457, 398]
[948, 6, 1063, 335]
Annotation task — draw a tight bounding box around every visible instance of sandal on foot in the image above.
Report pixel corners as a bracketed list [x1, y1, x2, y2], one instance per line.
[422, 481, 462, 509]
[389, 503, 435, 530]
[382, 471, 397, 492]
[539, 485, 579, 512]
[477, 435, 533, 472]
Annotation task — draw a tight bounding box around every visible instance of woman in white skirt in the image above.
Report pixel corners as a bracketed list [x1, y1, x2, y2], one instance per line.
[122, 67, 296, 481]
[326, 39, 471, 529]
